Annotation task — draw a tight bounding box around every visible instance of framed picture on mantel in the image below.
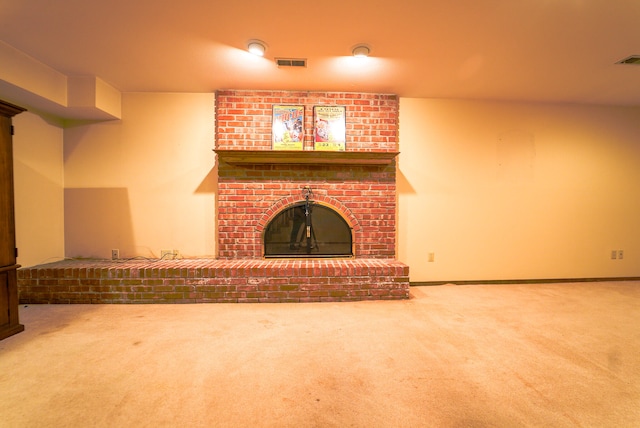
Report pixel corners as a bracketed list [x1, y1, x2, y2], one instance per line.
[272, 105, 304, 150]
[313, 105, 346, 151]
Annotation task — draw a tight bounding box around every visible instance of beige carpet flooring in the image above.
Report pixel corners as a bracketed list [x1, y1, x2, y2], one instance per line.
[1, 281, 639, 427]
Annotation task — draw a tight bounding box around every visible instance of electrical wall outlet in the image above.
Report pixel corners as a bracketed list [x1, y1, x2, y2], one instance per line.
[111, 249, 119, 260]
[611, 249, 625, 260]
[428, 252, 435, 262]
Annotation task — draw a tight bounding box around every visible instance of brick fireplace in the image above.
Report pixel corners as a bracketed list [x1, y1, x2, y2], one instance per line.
[212, 90, 409, 300]
[215, 90, 399, 260]
[17, 90, 409, 303]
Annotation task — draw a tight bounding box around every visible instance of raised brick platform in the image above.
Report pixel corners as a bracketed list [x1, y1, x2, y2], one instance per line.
[17, 258, 410, 304]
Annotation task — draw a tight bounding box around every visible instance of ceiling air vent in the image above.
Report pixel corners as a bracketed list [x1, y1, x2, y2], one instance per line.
[275, 58, 307, 68]
[616, 55, 640, 65]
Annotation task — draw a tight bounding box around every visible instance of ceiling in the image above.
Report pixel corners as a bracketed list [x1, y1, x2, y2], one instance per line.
[1, 0, 640, 109]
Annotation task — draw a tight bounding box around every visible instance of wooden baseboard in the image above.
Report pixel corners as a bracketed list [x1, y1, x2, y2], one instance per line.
[410, 277, 640, 287]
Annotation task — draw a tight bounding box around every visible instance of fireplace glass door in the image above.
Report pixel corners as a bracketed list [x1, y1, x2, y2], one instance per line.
[264, 203, 353, 258]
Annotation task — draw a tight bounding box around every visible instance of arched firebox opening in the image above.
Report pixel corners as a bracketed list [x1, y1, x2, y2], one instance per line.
[263, 192, 354, 258]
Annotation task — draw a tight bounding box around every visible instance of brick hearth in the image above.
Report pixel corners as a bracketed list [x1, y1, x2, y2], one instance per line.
[18, 259, 409, 304]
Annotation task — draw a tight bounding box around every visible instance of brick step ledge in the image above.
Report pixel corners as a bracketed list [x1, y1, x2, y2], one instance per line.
[18, 258, 410, 304]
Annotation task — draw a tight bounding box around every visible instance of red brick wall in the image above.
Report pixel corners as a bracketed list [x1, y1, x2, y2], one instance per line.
[216, 90, 398, 151]
[215, 90, 398, 259]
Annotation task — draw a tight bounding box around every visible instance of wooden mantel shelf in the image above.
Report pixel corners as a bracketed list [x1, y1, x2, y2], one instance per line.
[214, 149, 399, 166]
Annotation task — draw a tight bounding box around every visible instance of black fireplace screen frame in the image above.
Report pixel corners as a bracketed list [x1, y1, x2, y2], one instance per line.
[263, 201, 354, 259]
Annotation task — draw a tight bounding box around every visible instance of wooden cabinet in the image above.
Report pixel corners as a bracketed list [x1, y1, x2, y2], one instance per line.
[0, 100, 25, 340]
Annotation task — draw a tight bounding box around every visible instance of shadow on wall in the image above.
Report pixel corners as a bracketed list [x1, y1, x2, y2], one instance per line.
[194, 165, 219, 258]
[397, 168, 415, 194]
[194, 164, 217, 194]
[64, 188, 135, 259]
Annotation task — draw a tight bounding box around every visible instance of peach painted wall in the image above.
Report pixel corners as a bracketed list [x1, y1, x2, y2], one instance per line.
[398, 98, 640, 282]
[12, 93, 640, 282]
[63, 92, 216, 259]
[13, 111, 65, 267]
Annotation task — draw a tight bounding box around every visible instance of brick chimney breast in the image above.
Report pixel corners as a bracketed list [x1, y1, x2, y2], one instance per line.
[215, 90, 398, 260]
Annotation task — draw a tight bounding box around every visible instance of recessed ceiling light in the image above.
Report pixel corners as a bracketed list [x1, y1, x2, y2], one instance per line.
[616, 55, 640, 65]
[352, 45, 370, 57]
[247, 40, 266, 56]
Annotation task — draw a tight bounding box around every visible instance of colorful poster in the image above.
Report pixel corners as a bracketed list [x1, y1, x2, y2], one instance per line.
[313, 105, 346, 151]
[272, 105, 304, 150]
